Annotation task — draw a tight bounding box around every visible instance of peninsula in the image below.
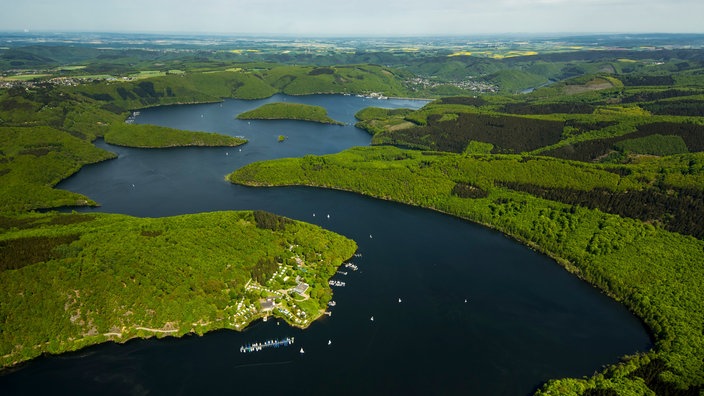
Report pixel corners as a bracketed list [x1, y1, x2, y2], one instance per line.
[0, 210, 356, 368]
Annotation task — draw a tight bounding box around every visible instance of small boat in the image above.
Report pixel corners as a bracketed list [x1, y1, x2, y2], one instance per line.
[370, 316, 374, 322]
[300, 347, 305, 354]
[327, 340, 332, 346]
[369, 234, 373, 239]
[327, 214, 330, 219]
[398, 298, 402, 303]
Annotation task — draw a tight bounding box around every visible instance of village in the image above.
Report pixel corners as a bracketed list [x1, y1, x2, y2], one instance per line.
[405, 76, 498, 93]
[226, 249, 351, 330]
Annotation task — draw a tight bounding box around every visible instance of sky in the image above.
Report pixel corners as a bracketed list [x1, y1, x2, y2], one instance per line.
[1, 0, 702, 36]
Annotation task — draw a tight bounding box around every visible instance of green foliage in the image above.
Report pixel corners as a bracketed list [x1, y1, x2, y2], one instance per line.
[0, 234, 80, 271]
[262, 64, 407, 96]
[251, 256, 278, 284]
[614, 134, 689, 156]
[354, 107, 414, 121]
[375, 112, 564, 153]
[451, 182, 488, 198]
[230, 145, 704, 394]
[486, 69, 549, 93]
[0, 211, 357, 368]
[354, 107, 417, 135]
[0, 126, 116, 211]
[253, 210, 292, 231]
[464, 141, 494, 154]
[236, 102, 343, 125]
[70, 71, 278, 109]
[104, 123, 246, 148]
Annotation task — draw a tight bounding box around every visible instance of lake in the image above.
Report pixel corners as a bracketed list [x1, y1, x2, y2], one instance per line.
[0, 94, 652, 395]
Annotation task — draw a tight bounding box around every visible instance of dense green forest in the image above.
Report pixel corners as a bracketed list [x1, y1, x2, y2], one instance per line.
[0, 211, 356, 368]
[104, 123, 247, 148]
[236, 102, 344, 125]
[3, 35, 704, 395]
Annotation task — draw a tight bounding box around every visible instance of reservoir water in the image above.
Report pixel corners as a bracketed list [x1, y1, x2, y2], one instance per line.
[0, 95, 651, 395]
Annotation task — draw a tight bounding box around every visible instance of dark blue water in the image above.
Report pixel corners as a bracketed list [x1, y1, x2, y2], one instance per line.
[0, 95, 651, 395]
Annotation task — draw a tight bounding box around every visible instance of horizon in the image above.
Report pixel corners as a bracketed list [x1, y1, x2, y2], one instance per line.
[2, 30, 704, 40]
[2, 0, 703, 37]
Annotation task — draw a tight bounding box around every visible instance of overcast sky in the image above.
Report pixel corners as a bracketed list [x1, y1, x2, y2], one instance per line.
[2, 0, 702, 36]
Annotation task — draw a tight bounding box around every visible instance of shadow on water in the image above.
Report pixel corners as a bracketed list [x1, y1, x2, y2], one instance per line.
[2, 95, 652, 396]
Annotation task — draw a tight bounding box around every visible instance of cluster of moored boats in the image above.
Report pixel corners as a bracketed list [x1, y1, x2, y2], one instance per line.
[240, 337, 295, 353]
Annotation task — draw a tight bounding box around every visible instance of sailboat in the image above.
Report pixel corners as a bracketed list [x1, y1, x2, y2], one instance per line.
[300, 347, 305, 354]
[327, 340, 332, 346]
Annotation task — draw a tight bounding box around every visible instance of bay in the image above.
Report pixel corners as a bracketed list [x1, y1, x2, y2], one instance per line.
[0, 95, 651, 395]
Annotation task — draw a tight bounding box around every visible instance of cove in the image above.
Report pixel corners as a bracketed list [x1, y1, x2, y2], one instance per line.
[0, 95, 651, 395]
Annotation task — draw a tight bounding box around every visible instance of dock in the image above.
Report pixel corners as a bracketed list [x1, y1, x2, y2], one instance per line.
[240, 337, 295, 353]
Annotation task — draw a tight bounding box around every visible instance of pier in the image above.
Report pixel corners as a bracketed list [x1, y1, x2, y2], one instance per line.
[240, 337, 295, 353]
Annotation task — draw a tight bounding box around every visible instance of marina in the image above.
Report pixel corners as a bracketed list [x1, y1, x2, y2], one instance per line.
[240, 337, 295, 353]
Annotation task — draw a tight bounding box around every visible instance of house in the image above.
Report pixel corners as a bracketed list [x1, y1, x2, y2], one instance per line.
[261, 298, 275, 311]
[293, 282, 309, 295]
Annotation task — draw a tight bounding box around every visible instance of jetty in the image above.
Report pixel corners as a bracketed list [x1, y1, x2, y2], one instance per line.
[344, 262, 358, 271]
[240, 337, 295, 353]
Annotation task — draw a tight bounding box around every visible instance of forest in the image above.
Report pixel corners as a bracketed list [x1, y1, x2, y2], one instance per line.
[236, 102, 344, 125]
[0, 210, 356, 368]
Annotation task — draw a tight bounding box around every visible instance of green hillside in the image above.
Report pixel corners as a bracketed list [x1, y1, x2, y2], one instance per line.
[237, 102, 343, 125]
[0, 210, 356, 368]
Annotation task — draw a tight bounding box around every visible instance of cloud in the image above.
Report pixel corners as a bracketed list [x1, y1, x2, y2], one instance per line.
[1, 0, 703, 35]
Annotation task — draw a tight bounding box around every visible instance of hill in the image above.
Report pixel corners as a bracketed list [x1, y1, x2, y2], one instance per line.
[236, 102, 344, 125]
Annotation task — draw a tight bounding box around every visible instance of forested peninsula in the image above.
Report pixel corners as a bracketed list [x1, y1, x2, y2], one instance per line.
[236, 102, 344, 125]
[0, 210, 356, 368]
